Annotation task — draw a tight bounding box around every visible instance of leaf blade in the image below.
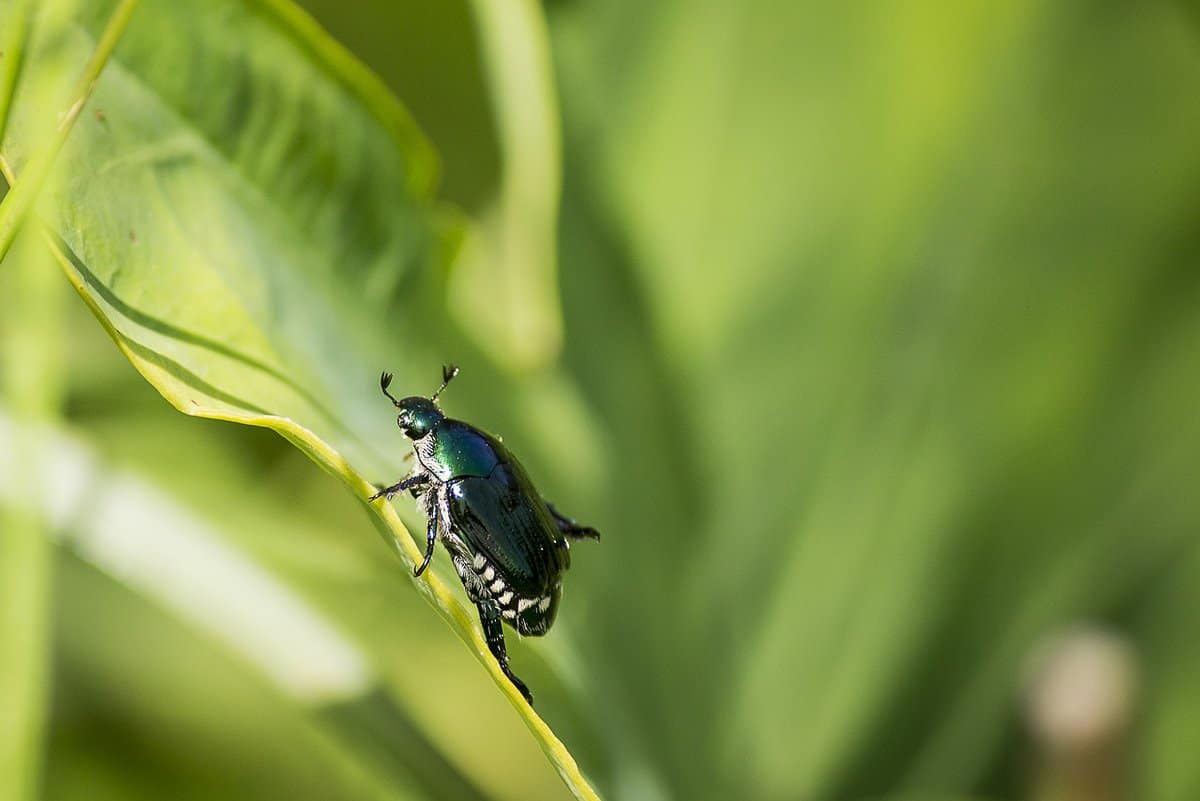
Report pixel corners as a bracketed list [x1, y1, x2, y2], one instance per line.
[0, 0, 598, 796]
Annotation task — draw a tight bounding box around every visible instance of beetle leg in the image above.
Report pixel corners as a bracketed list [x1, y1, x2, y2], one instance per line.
[369, 471, 430, 502]
[476, 598, 533, 704]
[413, 515, 438, 577]
[545, 502, 600, 541]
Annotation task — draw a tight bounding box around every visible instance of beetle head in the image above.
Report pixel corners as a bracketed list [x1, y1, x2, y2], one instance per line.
[394, 396, 441, 439]
[379, 365, 460, 440]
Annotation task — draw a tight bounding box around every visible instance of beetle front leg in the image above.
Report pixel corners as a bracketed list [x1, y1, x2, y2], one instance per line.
[476, 599, 533, 704]
[369, 471, 430, 502]
[413, 515, 438, 578]
[546, 502, 600, 541]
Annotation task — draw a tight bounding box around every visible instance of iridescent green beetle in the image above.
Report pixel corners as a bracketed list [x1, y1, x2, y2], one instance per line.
[369, 365, 599, 703]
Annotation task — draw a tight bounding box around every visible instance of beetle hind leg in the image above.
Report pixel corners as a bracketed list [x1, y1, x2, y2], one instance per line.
[546, 502, 600, 541]
[451, 551, 532, 703]
[476, 598, 533, 704]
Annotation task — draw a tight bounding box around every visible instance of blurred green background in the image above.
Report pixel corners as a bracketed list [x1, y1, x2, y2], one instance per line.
[2, 1, 1200, 800]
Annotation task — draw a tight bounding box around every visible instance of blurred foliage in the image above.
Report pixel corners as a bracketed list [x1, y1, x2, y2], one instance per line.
[2, 1, 1200, 801]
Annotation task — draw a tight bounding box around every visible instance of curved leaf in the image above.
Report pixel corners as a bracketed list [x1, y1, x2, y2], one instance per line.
[0, 1, 597, 797]
[0, 406, 556, 801]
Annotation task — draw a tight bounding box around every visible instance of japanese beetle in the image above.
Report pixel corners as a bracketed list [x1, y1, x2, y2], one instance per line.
[370, 365, 599, 703]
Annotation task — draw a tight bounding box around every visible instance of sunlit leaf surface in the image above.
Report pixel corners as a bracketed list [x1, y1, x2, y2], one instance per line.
[0, 0, 594, 797]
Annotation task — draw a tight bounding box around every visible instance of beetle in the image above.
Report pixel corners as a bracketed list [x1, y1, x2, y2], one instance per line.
[369, 365, 599, 703]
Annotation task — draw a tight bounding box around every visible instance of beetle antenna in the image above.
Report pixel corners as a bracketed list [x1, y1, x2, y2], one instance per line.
[431, 364, 459, 403]
[380, 371, 403, 408]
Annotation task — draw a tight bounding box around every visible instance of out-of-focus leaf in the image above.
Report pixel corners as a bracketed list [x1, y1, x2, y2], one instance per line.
[0, 232, 64, 801]
[291, 0, 500, 212]
[1136, 543, 1200, 801]
[0, 4, 70, 792]
[0, 0, 34, 144]
[0, 412, 416, 801]
[0, 0, 138, 263]
[296, 0, 564, 371]
[50, 554, 407, 801]
[0, 0, 595, 797]
[0, 406, 570, 801]
[446, 0, 563, 370]
[549, 0, 1200, 799]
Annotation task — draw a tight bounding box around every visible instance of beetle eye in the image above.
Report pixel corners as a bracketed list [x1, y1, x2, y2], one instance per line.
[396, 413, 406, 429]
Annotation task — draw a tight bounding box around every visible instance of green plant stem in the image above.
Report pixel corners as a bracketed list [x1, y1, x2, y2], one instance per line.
[0, 2, 134, 795]
[0, 0, 140, 263]
[0, 5, 42, 798]
[0, 0, 34, 149]
[0, 231, 65, 801]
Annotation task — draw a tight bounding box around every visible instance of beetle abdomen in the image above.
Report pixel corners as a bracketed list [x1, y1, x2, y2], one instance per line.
[511, 583, 560, 636]
[454, 551, 560, 636]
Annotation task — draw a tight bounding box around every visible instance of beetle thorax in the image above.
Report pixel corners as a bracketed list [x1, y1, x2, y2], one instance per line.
[414, 432, 440, 470]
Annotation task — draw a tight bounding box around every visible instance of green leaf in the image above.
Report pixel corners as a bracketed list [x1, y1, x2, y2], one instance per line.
[294, 0, 565, 371]
[549, 0, 1200, 798]
[0, 228, 64, 801]
[1137, 544, 1200, 801]
[0, 413, 435, 801]
[0, 0, 138, 263]
[63, 350, 583, 801]
[12, 0, 1200, 798]
[0, 0, 596, 798]
[0, 404, 573, 801]
[445, 0, 564, 371]
[0, 3, 73, 792]
[275, 0, 605, 496]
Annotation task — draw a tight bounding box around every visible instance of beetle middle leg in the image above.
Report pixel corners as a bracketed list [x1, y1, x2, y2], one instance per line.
[546, 502, 600, 541]
[369, 471, 430, 502]
[413, 515, 438, 578]
[476, 598, 532, 704]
